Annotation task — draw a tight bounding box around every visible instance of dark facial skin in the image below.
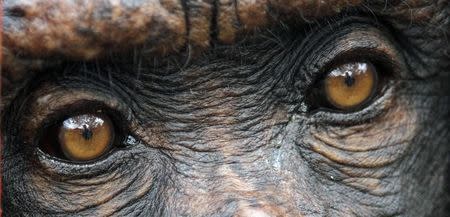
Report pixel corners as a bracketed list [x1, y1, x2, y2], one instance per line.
[1, 0, 449, 216]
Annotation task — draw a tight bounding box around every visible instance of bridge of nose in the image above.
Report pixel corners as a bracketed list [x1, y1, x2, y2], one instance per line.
[169, 152, 314, 216]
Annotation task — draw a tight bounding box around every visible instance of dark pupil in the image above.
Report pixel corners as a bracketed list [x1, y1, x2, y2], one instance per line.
[344, 72, 355, 87]
[82, 125, 93, 140]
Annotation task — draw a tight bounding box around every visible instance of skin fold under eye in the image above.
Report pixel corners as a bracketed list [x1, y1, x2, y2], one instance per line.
[40, 113, 115, 162]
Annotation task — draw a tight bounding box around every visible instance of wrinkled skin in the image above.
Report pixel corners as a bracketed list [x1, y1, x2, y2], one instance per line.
[1, 0, 449, 216]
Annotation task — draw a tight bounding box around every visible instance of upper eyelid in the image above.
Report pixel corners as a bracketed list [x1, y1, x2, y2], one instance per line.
[19, 86, 136, 144]
[289, 21, 405, 92]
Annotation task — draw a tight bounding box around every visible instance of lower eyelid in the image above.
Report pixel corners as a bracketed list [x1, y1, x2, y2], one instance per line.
[36, 145, 142, 176]
[307, 85, 394, 125]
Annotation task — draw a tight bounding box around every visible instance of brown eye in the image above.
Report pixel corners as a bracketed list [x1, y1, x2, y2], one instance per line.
[324, 62, 377, 110]
[40, 113, 115, 162]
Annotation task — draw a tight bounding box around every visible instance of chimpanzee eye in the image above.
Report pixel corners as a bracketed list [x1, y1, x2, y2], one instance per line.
[324, 62, 378, 110]
[310, 61, 379, 112]
[39, 113, 117, 162]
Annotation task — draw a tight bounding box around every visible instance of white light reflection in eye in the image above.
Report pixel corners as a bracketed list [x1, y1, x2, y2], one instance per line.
[62, 115, 104, 130]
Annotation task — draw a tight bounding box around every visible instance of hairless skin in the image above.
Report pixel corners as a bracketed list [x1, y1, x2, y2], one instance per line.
[1, 0, 449, 216]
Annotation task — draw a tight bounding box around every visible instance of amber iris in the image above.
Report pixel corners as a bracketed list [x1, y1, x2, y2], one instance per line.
[324, 62, 377, 110]
[57, 114, 114, 161]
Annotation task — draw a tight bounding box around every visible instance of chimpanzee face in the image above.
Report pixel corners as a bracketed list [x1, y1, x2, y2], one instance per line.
[2, 1, 449, 216]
